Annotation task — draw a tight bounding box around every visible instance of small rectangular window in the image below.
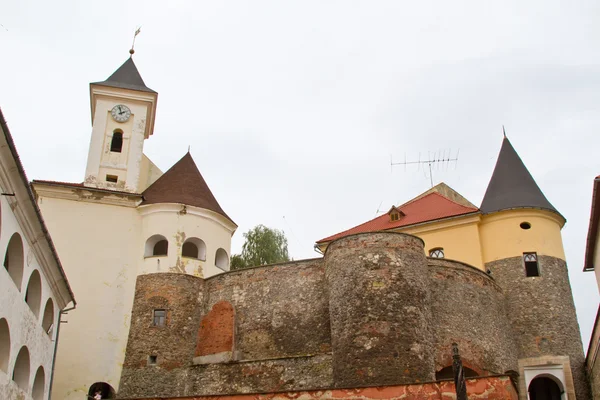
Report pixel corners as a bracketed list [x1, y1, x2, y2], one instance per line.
[153, 309, 166, 326]
[524, 252, 539, 277]
[106, 174, 118, 183]
[148, 355, 157, 365]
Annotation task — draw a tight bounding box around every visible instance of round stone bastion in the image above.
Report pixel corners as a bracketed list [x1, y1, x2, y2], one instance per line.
[324, 232, 435, 387]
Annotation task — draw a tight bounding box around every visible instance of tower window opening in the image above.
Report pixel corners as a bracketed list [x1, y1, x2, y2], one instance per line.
[429, 248, 444, 258]
[110, 131, 123, 153]
[106, 174, 118, 183]
[153, 309, 166, 326]
[524, 252, 540, 277]
[148, 355, 157, 365]
[520, 222, 531, 230]
[153, 240, 168, 256]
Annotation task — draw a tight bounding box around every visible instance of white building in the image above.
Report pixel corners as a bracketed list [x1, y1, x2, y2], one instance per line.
[31, 55, 237, 399]
[0, 109, 76, 400]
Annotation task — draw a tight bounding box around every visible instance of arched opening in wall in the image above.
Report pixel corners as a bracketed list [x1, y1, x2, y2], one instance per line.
[182, 237, 206, 260]
[435, 365, 478, 380]
[12, 346, 30, 392]
[110, 130, 123, 153]
[4, 232, 24, 291]
[41, 298, 55, 336]
[528, 376, 563, 400]
[88, 382, 116, 399]
[429, 247, 444, 258]
[0, 318, 10, 373]
[25, 270, 42, 318]
[215, 248, 229, 270]
[31, 366, 45, 400]
[144, 235, 168, 257]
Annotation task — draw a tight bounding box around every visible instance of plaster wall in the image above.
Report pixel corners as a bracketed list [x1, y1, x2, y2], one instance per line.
[0, 193, 62, 400]
[138, 204, 234, 278]
[587, 309, 600, 400]
[402, 216, 484, 270]
[479, 209, 566, 263]
[137, 154, 163, 193]
[36, 194, 141, 400]
[85, 96, 150, 192]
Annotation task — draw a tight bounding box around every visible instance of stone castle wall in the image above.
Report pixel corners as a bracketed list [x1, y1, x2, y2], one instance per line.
[487, 255, 590, 399]
[117, 232, 581, 399]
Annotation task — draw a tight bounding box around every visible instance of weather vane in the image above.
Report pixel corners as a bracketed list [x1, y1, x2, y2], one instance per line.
[130, 26, 142, 56]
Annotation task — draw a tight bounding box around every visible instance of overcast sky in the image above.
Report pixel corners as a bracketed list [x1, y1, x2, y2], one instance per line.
[1, 1, 599, 348]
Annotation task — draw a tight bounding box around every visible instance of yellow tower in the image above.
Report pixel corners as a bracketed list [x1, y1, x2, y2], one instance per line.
[479, 136, 588, 399]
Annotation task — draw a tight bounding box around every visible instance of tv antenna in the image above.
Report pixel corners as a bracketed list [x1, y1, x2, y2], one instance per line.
[391, 149, 459, 188]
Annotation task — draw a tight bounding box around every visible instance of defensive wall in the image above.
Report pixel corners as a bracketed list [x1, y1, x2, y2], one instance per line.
[116, 231, 578, 399]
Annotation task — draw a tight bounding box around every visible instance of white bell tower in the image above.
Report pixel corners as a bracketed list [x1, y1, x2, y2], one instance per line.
[84, 56, 158, 193]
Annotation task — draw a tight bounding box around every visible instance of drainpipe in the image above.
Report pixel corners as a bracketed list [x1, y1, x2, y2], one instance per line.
[48, 303, 76, 400]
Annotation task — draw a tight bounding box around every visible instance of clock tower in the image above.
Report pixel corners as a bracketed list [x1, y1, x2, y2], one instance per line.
[84, 56, 158, 193]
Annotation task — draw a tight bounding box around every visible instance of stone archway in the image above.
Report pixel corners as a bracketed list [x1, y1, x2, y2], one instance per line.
[528, 375, 564, 400]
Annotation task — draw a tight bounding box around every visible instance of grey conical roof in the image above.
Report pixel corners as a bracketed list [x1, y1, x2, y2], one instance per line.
[480, 137, 561, 217]
[91, 57, 156, 93]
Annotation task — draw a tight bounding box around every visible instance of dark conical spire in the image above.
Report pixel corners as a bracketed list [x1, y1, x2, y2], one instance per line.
[141, 153, 235, 224]
[91, 57, 156, 93]
[480, 137, 562, 218]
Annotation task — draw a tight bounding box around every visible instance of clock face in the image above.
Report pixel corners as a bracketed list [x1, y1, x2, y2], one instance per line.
[111, 104, 131, 123]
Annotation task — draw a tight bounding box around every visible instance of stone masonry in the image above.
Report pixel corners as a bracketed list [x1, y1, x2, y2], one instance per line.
[118, 232, 584, 399]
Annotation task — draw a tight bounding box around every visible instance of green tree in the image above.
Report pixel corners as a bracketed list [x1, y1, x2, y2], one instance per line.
[231, 225, 290, 270]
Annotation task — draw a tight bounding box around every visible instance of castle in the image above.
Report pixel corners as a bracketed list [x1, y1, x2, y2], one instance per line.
[30, 55, 590, 399]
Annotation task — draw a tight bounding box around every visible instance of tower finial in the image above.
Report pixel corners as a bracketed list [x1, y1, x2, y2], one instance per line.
[130, 26, 141, 57]
[502, 125, 506, 138]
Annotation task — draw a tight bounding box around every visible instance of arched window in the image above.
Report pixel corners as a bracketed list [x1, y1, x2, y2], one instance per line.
[182, 237, 206, 260]
[215, 248, 229, 270]
[88, 382, 116, 399]
[25, 270, 42, 318]
[144, 235, 168, 257]
[429, 248, 444, 258]
[13, 346, 30, 392]
[4, 232, 24, 291]
[435, 365, 478, 380]
[42, 298, 55, 336]
[31, 366, 45, 400]
[0, 318, 9, 373]
[528, 376, 563, 400]
[110, 130, 123, 153]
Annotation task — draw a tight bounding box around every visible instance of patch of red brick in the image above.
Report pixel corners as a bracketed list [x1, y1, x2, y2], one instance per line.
[195, 301, 234, 357]
[136, 375, 518, 400]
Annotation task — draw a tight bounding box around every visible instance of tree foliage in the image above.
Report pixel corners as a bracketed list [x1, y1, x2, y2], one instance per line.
[231, 225, 290, 270]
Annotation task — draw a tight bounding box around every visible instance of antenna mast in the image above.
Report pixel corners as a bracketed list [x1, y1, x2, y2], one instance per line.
[391, 149, 459, 188]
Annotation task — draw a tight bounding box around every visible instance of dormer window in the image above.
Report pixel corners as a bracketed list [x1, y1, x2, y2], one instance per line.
[387, 206, 404, 222]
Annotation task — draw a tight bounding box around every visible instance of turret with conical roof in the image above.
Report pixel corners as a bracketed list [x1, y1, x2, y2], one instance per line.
[480, 136, 562, 220]
[142, 152, 235, 225]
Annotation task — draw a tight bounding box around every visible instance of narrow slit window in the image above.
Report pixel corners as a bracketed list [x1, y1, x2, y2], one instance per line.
[429, 248, 444, 258]
[110, 131, 123, 153]
[153, 309, 166, 326]
[524, 252, 539, 277]
[106, 174, 118, 183]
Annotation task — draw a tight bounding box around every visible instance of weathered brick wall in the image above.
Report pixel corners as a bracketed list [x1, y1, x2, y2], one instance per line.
[325, 232, 435, 387]
[205, 259, 331, 360]
[119, 260, 333, 399]
[119, 233, 587, 399]
[120, 375, 519, 400]
[428, 258, 518, 375]
[487, 255, 591, 400]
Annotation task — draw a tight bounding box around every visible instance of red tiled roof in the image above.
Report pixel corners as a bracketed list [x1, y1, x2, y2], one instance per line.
[317, 192, 479, 243]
